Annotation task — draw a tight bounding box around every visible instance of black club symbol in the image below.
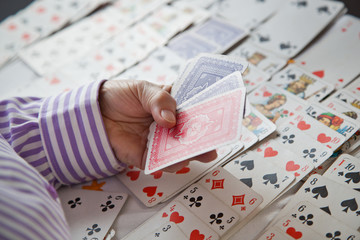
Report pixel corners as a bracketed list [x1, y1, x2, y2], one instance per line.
[68, 197, 81, 208]
[303, 148, 316, 158]
[100, 200, 115, 212]
[86, 224, 101, 236]
[209, 213, 223, 225]
[189, 196, 203, 207]
[282, 134, 295, 144]
[326, 231, 341, 240]
[299, 214, 313, 226]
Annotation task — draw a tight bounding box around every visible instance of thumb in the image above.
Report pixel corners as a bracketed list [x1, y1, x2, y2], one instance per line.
[137, 81, 177, 128]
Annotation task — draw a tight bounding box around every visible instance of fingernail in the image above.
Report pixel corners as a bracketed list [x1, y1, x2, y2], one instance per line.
[161, 109, 176, 123]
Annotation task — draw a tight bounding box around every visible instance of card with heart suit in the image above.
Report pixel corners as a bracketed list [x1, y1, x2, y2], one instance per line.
[117, 145, 234, 207]
[224, 151, 295, 207]
[248, 83, 307, 126]
[57, 188, 127, 240]
[250, 0, 344, 58]
[323, 154, 360, 192]
[294, 14, 360, 89]
[145, 88, 246, 174]
[270, 64, 334, 101]
[304, 102, 360, 142]
[280, 201, 360, 239]
[274, 174, 360, 231]
[215, 0, 283, 30]
[287, 110, 347, 151]
[229, 41, 287, 76]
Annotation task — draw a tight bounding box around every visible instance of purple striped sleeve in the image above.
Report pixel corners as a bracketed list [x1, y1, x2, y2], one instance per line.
[39, 80, 124, 185]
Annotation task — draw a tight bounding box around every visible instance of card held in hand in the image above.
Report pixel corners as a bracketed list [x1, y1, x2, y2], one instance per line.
[145, 87, 246, 174]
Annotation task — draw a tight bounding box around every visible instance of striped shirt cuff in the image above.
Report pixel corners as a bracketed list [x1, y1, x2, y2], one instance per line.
[39, 80, 124, 185]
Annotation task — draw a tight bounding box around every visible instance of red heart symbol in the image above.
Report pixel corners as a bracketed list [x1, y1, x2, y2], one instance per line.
[176, 167, 190, 174]
[263, 91, 272, 97]
[312, 70, 324, 78]
[286, 227, 302, 239]
[264, 147, 278, 157]
[151, 171, 163, 179]
[143, 186, 157, 197]
[338, 78, 344, 82]
[317, 133, 331, 143]
[190, 229, 205, 240]
[297, 121, 310, 130]
[170, 212, 184, 224]
[126, 171, 140, 181]
[157, 192, 163, 197]
[50, 77, 60, 85]
[162, 212, 168, 218]
[286, 161, 300, 171]
[295, 172, 300, 177]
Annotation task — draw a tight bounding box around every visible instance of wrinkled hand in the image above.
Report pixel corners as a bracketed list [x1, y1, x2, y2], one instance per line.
[99, 80, 217, 172]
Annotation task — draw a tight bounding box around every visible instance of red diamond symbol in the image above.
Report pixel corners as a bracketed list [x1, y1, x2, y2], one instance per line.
[211, 179, 224, 190]
[232, 195, 245, 206]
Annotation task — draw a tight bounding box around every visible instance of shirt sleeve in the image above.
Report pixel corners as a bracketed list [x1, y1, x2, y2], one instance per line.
[0, 80, 124, 188]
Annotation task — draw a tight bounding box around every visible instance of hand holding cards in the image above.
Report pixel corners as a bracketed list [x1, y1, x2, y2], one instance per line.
[144, 54, 248, 174]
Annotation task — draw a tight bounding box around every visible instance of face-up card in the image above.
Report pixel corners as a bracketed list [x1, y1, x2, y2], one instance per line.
[224, 151, 294, 207]
[171, 53, 248, 106]
[145, 88, 246, 174]
[248, 83, 307, 126]
[270, 64, 334, 101]
[294, 14, 360, 89]
[250, 0, 344, 58]
[243, 107, 276, 141]
[288, 110, 347, 151]
[304, 102, 360, 141]
[254, 139, 314, 182]
[276, 174, 360, 232]
[323, 154, 360, 192]
[241, 63, 271, 93]
[229, 41, 287, 76]
[344, 76, 360, 96]
[285, 201, 360, 239]
[238, 128, 258, 153]
[329, 89, 360, 112]
[146, 222, 187, 240]
[322, 93, 360, 121]
[275, 124, 333, 167]
[199, 167, 263, 218]
[57, 188, 127, 240]
[177, 183, 240, 236]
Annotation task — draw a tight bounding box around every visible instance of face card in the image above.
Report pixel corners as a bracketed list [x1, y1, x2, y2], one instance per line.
[243, 106, 277, 141]
[199, 167, 263, 218]
[145, 88, 246, 174]
[323, 154, 360, 192]
[284, 201, 360, 239]
[250, 0, 344, 58]
[171, 53, 248, 106]
[228, 41, 287, 76]
[224, 151, 295, 207]
[57, 188, 127, 240]
[294, 14, 360, 89]
[276, 174, 360, 232]
[270, 64, 334, 101]
[248, 83, 307, 126]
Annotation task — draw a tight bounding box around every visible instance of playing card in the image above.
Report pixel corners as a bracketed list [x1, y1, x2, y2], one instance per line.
[57, 188, 127, 240]
[275, 174, 360, 231]
[215, 0, 283, 30]
[224, 151, 295, 207]
[326, 89, 360, 113]
[176, 183, 240, 235]
[287, 110, 347, 151]
[248, 83, 307, 126]
[242, 107, 277, 141]
[294, 14, 360, 89]
[171, 53, 248, 106]
[238, 127, 258, 153]
[344, 75, 360, 96]
[275, 124, 333, 167]
[270, 64, 334, 101]
[145, 88, 246, 174]
[323, 154, 360, 192]
[228, 41, 287, 76]
[146, 222, 187, 239]
[284, 201, 360, 239]
[250, 0, 344, 58]
[304, 102, 360, 141]
[199, 166, 263, 218]
[241, 63, 271, 93]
